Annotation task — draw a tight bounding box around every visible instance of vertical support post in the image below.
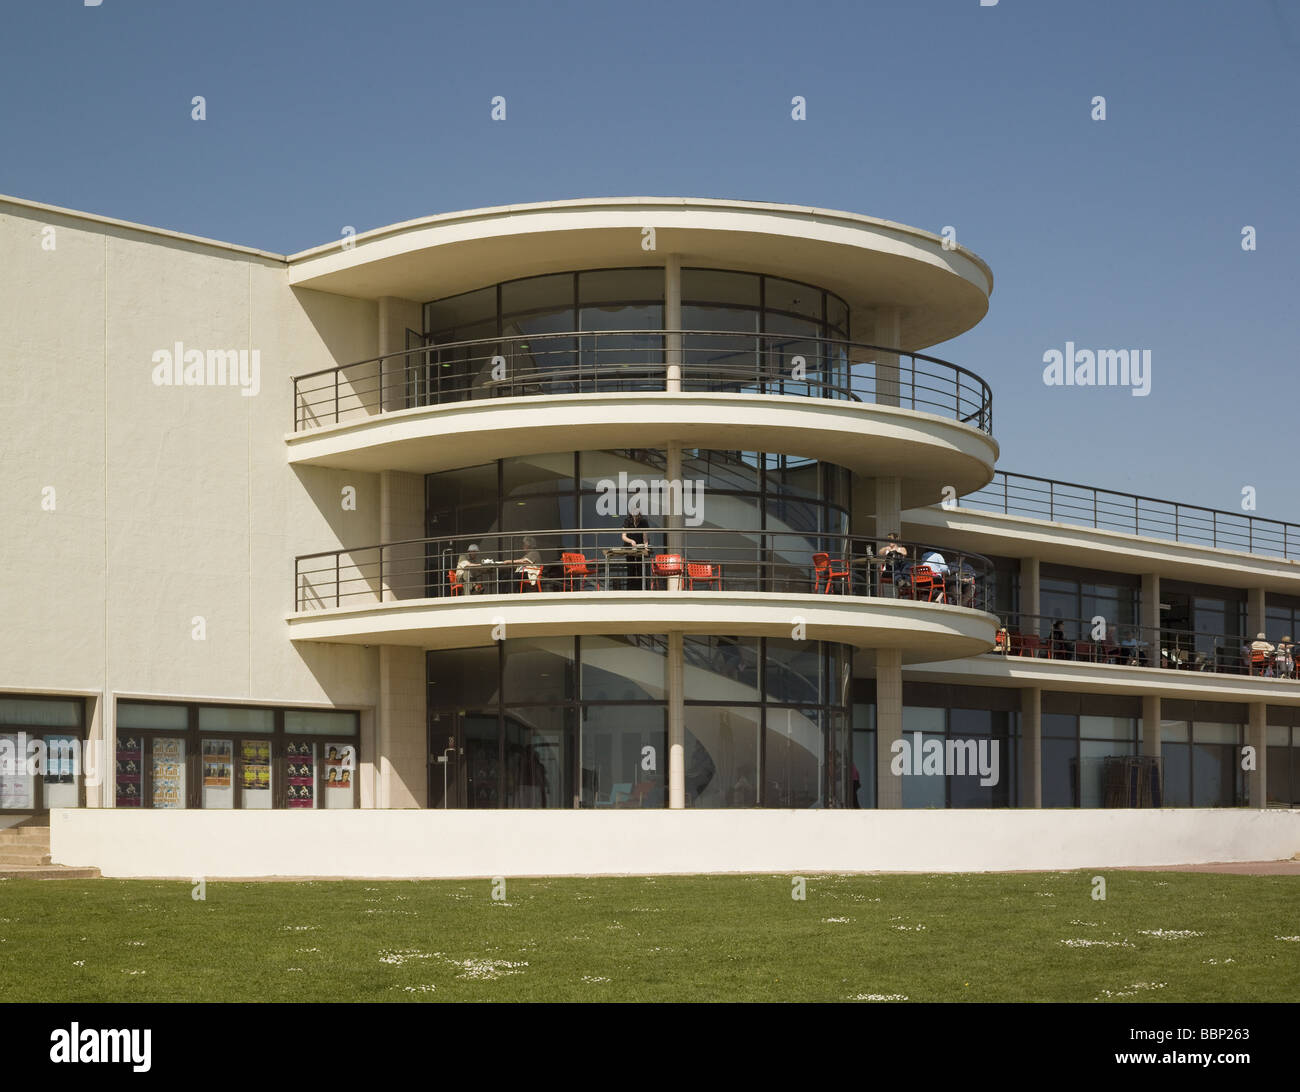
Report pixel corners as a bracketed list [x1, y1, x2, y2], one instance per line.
[665, 255, 681, 393]
[1247, 702, 1267, 809]
[668, 631, 685, 808]
[1021, 687, 1041, 808]
[875, 649, 903, 808]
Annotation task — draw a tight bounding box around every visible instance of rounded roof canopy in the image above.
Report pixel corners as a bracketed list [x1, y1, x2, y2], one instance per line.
[288, 197, 993, 350]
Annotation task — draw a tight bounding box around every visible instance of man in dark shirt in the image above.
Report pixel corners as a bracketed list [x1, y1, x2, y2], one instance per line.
[621, 511, 650, 590]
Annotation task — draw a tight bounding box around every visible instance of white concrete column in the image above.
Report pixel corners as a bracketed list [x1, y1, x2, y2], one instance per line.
[1142, 695, 1162, 760]
[88, 693, 108, 808]
[875, 476, 902, 539]
[1247, 702, 1267, 808]
[872, 307, 902, 407]
[1019, 556, 1040, 623]
[875, 649, 903, 808]
[665, 256, 681, 393]
[380, 470, 424, 601]
[1020, 687, 1041, 808]
[378, 645, 427, 809]
[668, 631, 685, 808]
[666, 441, 683, 586]
[377, 296, 423, 413]
[1248, 587, 1266, 641]
[1141, 573, 1160, 654]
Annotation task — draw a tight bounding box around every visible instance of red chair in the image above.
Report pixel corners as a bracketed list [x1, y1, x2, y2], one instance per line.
[1019, 634, 1044, 658]
[517, 566, 542, 593]
[1074, 641, 1096, 663]
[447, 569, 463, 597]
[1249, 651, 1270, 677]
[651, 554, 683, 589]
[812, 552, 850, 594]
[910, 564, 940, 601]
[561, 553, 599, 591]
[686, 561, 721, 590]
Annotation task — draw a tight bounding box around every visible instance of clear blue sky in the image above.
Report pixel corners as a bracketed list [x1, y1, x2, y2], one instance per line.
[3, 0, 1296, 518]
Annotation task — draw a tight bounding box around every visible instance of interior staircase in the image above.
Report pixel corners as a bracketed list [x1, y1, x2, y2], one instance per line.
[0, 818, 100, 879]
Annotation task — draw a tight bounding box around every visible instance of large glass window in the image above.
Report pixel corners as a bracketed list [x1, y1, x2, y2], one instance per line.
[428, 637, 851, 809]
[0, 695, 87, 812]
[114, 701, 360, 810]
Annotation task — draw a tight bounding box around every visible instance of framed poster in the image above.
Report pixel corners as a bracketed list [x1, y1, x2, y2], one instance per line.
[151, 737, 185, 809]
[240, 739, 271, 790]
[286, 740, 314, 808]
[115, 735, 143, 808]
[202, 738, 233, 788]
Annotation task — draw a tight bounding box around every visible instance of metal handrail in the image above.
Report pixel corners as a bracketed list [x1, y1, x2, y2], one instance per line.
[956, 470, 1300, 561]
[991, 611, 1296, 677]
[293, 528, 996, 614]
[291, 329, 994, 435]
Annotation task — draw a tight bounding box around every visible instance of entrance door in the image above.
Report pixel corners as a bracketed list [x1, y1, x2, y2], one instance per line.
[427, 710, 501, 808]
[427, 711, 462, 808]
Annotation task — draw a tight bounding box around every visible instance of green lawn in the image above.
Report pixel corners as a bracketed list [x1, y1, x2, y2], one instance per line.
[1, 872, 1296, 1002]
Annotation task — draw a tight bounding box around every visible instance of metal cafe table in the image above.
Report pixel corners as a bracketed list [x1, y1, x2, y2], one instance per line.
[602, 545, 651, 589]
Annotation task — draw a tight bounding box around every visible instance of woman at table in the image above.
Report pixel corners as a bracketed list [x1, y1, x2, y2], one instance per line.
[621, 510, 650, 590]
[510, 536, 542, 592]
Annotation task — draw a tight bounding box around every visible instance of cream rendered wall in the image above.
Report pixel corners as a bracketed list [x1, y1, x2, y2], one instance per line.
[0, 198, 384, 728]
[51, 807, 1300, 879]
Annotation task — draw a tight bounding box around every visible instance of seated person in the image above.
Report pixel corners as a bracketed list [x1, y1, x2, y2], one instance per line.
[510, 536, 542, 590]
[1249, 632, 1276, 675]
[455, 543, 494, 594]
[1121, 628, 1149, 667]
[1276, 635, 1295, 678]
[919, 548, 950, 577]
[878, 532, 908, 595]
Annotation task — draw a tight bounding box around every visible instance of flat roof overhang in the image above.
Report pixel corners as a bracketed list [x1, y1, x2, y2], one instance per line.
[287, 592, 998, 666]
[902, 506, 1300, 592]
[901, 654, 1300, 706]
[286, 394, 999, 507]
[287, 198, 994, 350]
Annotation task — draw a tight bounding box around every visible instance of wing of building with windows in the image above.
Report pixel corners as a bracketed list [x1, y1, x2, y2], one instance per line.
[2, 194, 1297, 877]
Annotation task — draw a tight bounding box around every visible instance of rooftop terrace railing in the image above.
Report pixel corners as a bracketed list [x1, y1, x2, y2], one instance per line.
[294, 528, 996, 615]
[992, 611, 1298, 679]
[956, 471, 1300, 561]
[291, 329, 993, 435]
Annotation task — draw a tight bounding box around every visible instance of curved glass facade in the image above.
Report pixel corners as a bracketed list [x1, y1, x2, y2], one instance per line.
[423, 267, 850, 344]
[425, 449, 850, 543]
[419, 268, 853, 402]
[427, 636, 852, 809]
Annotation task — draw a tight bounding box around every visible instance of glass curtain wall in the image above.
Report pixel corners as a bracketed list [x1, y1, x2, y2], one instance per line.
[427, 637, 852, 809]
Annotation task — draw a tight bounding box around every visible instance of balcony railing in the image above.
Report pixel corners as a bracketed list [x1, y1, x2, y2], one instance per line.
[991, 611, 1298, 679]
[291, 330, 993, 435]
[294, 528, 996, 614]
[958, 471, 1300, 560]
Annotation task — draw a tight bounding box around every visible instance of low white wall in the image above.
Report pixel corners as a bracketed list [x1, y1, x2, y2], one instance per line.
[50, 808, 1300, 879]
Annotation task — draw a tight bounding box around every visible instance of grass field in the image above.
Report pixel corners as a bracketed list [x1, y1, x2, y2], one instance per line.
[1, 871, 1296, 1002]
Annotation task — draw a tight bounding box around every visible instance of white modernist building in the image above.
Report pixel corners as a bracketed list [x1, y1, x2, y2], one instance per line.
[1, 193, 1296, 877]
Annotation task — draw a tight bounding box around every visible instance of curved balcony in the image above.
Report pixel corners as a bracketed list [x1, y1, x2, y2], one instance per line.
[287, 330, 998, 505]
[287, 529, 999, 664]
